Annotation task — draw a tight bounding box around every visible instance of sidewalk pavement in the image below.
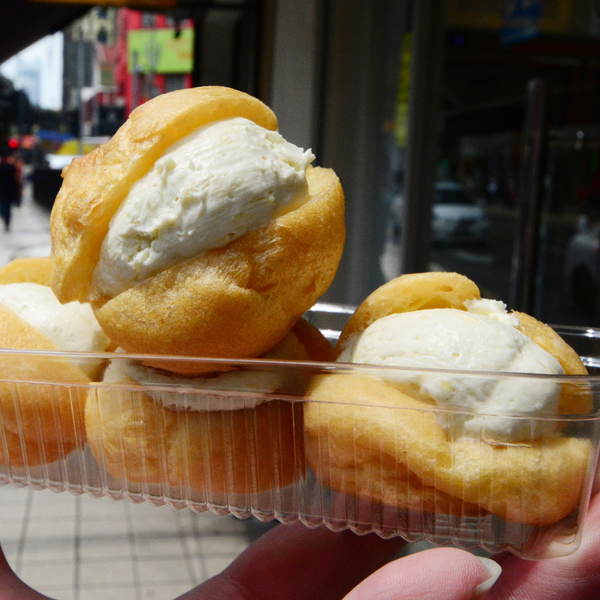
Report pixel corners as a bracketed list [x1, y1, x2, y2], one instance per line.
[0, 180, 52, 267]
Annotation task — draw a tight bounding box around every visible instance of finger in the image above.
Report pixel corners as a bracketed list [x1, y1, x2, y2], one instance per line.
[178, 521, 407, 600]
[0, 544, 54, 600]
[486, 492, 600, 600]
[342, 548, 501, 600]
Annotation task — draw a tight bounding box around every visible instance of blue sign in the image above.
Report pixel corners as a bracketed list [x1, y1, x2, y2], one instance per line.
[501, 0, 542, 46]
[36, 130, 74, 143]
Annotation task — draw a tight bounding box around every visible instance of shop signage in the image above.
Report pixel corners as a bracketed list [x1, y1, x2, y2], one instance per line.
[501, 0, 542, 46]
[127, 28, 193, 74]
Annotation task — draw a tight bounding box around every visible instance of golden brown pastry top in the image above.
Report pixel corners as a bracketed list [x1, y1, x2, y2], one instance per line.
[335, 272, 481, 357]
[288, 316, 335, 363]
[0, 257, 53, 286]
[50, 86, 278, 304]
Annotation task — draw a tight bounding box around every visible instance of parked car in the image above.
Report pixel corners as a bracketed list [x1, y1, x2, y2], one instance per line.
[46, 153, 81, 171]
[385, 181, 490, 246]
[379, 181, 490, 281]
[431, 181, 490, 244]
[564, 217, 599, 314]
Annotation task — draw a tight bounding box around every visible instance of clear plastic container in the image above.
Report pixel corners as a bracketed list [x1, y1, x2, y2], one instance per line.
[1, 303, 599, 560]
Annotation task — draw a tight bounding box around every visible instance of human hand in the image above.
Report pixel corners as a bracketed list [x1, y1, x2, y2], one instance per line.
[483, 491, 600, 599]
[0, 546, 53, 600]
[1, 492, 599, 600]
[0, 521, 493, 600]
[182, 491, 600, 600]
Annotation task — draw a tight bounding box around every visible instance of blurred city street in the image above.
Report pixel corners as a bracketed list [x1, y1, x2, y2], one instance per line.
[1, 1, 600, 595]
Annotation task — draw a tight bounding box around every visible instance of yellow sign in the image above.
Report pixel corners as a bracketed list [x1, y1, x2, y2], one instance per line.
[395, 32, 412, 148]
[446, 0, 572, 35]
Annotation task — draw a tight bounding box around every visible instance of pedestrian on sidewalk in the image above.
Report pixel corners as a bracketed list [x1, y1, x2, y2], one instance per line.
[0, 146, 22, 231]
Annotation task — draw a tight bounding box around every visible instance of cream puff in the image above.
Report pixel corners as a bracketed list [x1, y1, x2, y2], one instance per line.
[304, 272, 592, 526]
[85, 318, 332, 497]
[50, 86, 345, 373]
[0, 264, 112, 467]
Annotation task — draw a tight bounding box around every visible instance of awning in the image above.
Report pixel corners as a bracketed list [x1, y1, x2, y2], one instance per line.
[0, 1, 90, 65]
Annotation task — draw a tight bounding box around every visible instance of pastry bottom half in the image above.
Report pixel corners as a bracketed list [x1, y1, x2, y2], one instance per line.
[0, 306, 90, 468]
[0, 380, 88, 468]
[304, 374, 592, 527]
[85, 389, 304, 497]
[0, 428, 75, 468]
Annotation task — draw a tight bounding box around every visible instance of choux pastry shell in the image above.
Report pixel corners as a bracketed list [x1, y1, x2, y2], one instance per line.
[0, 256, 54, 286]
[50, 87, 345, 373]
[305, 272, 592, 525]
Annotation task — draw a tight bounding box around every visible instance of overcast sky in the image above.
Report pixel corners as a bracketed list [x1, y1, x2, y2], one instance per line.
[0, 33, 64, 111]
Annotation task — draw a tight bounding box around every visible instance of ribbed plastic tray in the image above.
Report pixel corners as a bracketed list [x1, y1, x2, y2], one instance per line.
[1, 303, 599, 560]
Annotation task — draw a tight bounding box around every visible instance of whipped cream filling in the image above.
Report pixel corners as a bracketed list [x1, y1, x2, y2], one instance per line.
[93, 117, 315, 297]
[338, 300, 565, 442]
[0, 282, 112, 378]
[105, 357, 284, 411]
[104, 330, 308, 411]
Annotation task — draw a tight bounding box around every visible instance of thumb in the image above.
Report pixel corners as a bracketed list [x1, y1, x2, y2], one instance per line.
[342, 547, 502, 600]
[0, 544, 54, 600]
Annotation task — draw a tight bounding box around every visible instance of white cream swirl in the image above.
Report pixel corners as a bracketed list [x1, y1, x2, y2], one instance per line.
[338, 300, 565, 442]
[93, 117, 315, 297]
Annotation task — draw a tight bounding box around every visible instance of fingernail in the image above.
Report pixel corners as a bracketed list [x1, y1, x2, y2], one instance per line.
[471, 557, 502, 600]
